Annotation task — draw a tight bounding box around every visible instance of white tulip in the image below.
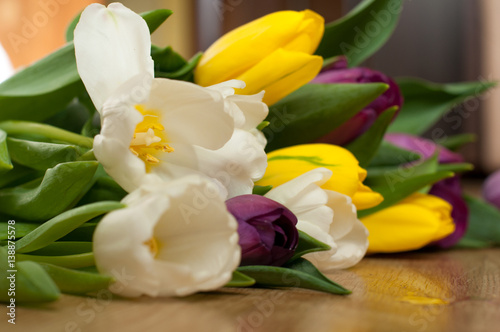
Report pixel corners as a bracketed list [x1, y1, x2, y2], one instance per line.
[93, 174, 241, 297]
[74, 3, 268, 196]
[0, 42, 13, 83]
[265, 168, 368, 271]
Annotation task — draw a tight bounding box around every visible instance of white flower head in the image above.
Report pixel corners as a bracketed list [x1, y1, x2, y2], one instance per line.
[74, 3, 268, 196]
[93, 174, 240, 297]
[265, 168, 369, 271]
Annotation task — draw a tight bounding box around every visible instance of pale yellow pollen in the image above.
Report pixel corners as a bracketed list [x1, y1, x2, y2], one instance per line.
[143, 237, 159, 257]
[130, 105, 174, 171]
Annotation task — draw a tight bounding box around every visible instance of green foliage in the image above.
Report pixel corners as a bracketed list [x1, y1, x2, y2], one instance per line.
[456, 196, 500, 248]
[264, 83, 388, 152]
[289, 230, 331, 261]
[315, 0, 403, 66]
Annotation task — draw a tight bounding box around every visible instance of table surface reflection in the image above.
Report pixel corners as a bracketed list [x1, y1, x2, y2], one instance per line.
[6, 248, 500, 332]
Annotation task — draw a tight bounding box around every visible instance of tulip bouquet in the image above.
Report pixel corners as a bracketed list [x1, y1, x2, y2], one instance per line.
[0, 0, 497, 304]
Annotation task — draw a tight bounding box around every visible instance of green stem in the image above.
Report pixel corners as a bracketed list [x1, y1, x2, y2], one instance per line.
[78, 149, 96, 161]
[0, 121, 94, 149]
[16, 252, 95, 269]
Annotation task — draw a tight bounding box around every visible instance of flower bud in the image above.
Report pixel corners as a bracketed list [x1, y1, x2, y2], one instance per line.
[226, 194, 299, 266]
[312, 59, 403, 145]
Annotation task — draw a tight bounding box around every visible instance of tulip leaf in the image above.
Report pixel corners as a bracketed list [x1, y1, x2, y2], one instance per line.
[152, 46, 201, 82]
[16, 252, 95, 269]
[0, 129, 12, 174]
[15, 201, 124, 253]
[289, 230, 331, 262]
[0, 222, 39, 241]
[264, 83, 388, 152]
[283, 258, 347, 292]
[388, 78, 496, 135]
[345, 106, 398, 167]
[0, 163, 40, 189]
[0, 161, 98, 221]
[315, 0, 403, 66]
[0, 248, 60, 303]
[440, 133, 476, 151]
[456, 195, 500, 248]
[25, 242, 93, 256]
[65, 12, 81, 42]
[40, 263, 113, 295]
[436, 163, 474, 174]
[368, 141, 421, 167]
[225, 271, 256, 288]
[59, 223, 98, 242]
[237, 264, 350, 295]
[359, 170, 454, 218]
[6, 138, 87, 171]
[252, 185, 273, 196]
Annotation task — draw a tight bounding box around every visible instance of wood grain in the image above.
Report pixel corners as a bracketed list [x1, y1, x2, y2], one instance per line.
[3, 248, 500, 332]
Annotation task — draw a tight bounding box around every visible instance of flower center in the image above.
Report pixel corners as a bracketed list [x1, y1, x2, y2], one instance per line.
[143, 237, 159, 258]
[130, 105, 174, 172]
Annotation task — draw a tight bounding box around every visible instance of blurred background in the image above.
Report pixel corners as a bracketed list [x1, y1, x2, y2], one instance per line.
[0, 0, 498, 176]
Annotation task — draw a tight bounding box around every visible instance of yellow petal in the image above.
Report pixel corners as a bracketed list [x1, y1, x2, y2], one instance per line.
[235, 49, 322, 105]
[256, 144, 383, 210]
[361, 193, 455, 253]
[195, 10, 324, 87]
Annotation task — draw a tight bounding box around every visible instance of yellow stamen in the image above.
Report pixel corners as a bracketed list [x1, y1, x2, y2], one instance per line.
[144, 153, 160, 164]
[143, 237, 159, 257]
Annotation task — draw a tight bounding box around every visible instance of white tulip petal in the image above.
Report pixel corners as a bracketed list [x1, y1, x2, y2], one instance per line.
[93, 175, 240, 297]
[227, 92, 268, 130]
[74, 3, 154, 111]
[146, 78, 233, 150]
[326, 190, 356, 240]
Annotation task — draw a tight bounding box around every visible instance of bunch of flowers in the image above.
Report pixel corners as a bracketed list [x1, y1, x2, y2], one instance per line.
[0, 1, 497, 303]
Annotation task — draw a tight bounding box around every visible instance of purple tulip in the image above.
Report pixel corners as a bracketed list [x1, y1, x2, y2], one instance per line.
[385, 133, 468, 248]
[225, 195, 299, 266]
[311, 57, 403, 145]
[483, 170, 500, 209]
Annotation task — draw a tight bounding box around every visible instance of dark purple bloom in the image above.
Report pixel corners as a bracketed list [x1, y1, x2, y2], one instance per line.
[483, 170, 500, 209]
[225, 195, 299, 267]
[385, 133, 468, 248]
[311, 57, 403, 145]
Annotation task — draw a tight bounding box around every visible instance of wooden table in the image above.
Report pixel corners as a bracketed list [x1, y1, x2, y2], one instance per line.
[4, 248, 500, 332]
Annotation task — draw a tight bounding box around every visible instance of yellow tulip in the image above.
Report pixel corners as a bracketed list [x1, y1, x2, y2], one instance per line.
[361, 193, 455, 253]
[256, 144, 383, 210]
[195, 10, 324, 105]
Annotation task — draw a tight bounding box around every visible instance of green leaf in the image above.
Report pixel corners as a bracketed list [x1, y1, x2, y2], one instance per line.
[59, 223, 97, 242]
[0, 161, 98, 221]
[283, 258, 346, 292]
[437, 162, 474, 174]
[264, 83, 388, 152]
[289, 231, 331, 261]
[0, 222, 39, 241]
[26, 242, 93, 256]
[141, 9, 173, 34]
[225, 271, 256, 288]
[368, 141, 421, 167]
[440, 133, 476, 151]
[0, 163, 40, 189]
[7, 138, 87, 171]
[40, 263, 112, 295]
[15, 201, 124, 253]
[389, 78, 496, 135]
[315, 0, 403, 66]
[345, 106, 398, 167]
[0, 43, 83, 123]
[0, 248, 60, 303]
[359, 170, 453, 218]
[0, 129, 12, 174]
[16, 252, 95, 269]
[65, 12, 81, 42]
[457, 196, 500, 247]
[237, 264, 350, 295]
[252, 185, 273, 196]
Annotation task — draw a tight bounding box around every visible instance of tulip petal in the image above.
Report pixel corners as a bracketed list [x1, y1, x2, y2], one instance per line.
[362, 193, 455, 253]
[74, 3, 154, 111]
[146, 78, 233, 150]
[196, 10, 324, 87]
[236, 49, 323, 105]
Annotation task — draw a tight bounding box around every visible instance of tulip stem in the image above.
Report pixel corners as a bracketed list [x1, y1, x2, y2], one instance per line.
[0, 120, 94, 149]
[16, 252, 95, 269]
[78, 149, 96, 161]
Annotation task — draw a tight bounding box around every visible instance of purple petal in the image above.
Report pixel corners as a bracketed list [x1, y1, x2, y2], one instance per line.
[385, 133, 463, 164]
[429, 177, 468, 248]
[483, 170, 500, 209]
